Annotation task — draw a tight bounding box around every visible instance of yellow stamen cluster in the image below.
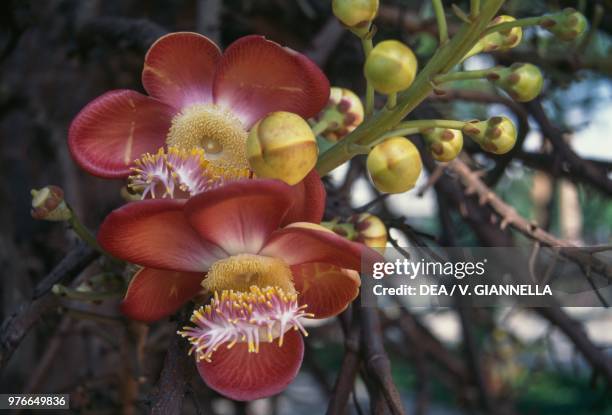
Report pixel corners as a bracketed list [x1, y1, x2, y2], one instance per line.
[202, 254, 295, 294]
[178, 286, 313, 362]
[166, 103, 249, 171]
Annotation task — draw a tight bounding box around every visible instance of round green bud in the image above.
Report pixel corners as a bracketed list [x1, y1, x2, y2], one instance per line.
[247, 111, 318, 185]
[422, 128, 463, 162]
[315, 87, 364, 142]
[364, 40, 418, 95]
[540, 8, 588, 41]
[488, 63, 544, 102]
[366, 136, 422, 193]
[462, 116, 517, 155]
[332, 0, 379, 30]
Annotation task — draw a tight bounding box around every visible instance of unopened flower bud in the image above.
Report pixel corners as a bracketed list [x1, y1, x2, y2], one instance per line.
[315, 87, 364, 142]
[540, 8, 587, 41]
[332, 0, 379, 33]
[466, 16, 522, 59]
[349, 213, 387, 251]
[423, 128, 463, 162]
[367, 137, 422, 193]
[488, 63, 543, 102]
[364, 40, 418, 95]
[31, 185, 72, 221]
[463, 116, 517, 155]
[247, 111, 318, 185]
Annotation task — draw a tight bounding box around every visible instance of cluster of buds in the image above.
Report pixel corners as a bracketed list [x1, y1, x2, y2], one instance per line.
[540, 8, 588, 41]
[31, 185, 72, 222]
[314, 87, 364, 142]
[487, 63, 544, 102]
[466, 16, 522, 59]
[247, 111, 318, 185]
[463, 116, 517, 155]
[324, 213, 387, 252]
[332, 0, 379, 37]
[364, 40, 418, 94]
[366, 136, 422, 193]
[422, 128, 463, 162]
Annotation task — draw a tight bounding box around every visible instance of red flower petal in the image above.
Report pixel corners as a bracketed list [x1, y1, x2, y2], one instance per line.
[292, 263, 360, 319]
[185, 180, 293, 255]
[282, 170, 326, 226]
[260, 223, 367, 270]
[142, 32, 221, 109]
[120, 267, 204, 322]
[68, 90, 174, 178]
[197, 329, 304, 401]
[98, 199, 226, 272]
[213, 35, 330, 128]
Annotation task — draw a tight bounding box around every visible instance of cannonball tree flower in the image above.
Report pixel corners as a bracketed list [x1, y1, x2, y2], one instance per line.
[98, 180, 375, 400]
[68, 32, 329, 179]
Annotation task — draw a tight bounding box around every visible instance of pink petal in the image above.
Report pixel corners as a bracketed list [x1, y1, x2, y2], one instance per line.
[282, 170, 326, 226]
[213, 35, 330, 128]
[68, 90, 174, 178]
[184, 180, 293, 255]
[292, 263, 360, 319]
[142, 32, 221, 108]
[260, 223, 367, 270]
[98, 199, 226, 272]
[120, 267, 204, 322]
[197, 329, 304, 401]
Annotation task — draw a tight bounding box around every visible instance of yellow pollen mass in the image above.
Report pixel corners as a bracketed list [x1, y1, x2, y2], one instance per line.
[203, 254, 295, 294]
[166, 104, 249, 171]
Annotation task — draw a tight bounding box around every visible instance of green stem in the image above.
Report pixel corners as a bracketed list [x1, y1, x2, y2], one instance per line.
[483, 16, 542, 36]
[392, 119, 466, 133]
[316, 0, 506, 176]
[372, 119, 466, 148]
[433, 68, 493, 84]
[470, 0, 480, 18]
[386, 93, 397, 109]
[362, 37, 375, 118]
[311, 119, 329, 135]
[431, 0, 448, 44]
[68, 213, 103, 254]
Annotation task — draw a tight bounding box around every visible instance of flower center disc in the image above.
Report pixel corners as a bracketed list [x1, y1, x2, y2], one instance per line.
[203, 254, 295, 294]
[166, 104, 249, 170]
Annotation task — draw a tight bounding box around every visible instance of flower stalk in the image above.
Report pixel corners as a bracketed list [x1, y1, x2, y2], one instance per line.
[361, 36, 375, 117]
[431, 0, 448, 45]
[433, 68, 492, 84]
[483, 16, 542, 35]
[470, 0, 480, 18]
[316, 0, 506, 176]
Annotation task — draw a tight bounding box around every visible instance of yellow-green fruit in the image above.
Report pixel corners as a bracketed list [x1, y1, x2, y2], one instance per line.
[423, 128, 463, 162]
[489, 63, 543, 102]
[367, 137, 422, 193]
[541, 8, 587, 41]
[332, 0, 379, 29]
[463, 116, 517, 155]
[364, 40, 418, 94]
[247, 111, 318, 185]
